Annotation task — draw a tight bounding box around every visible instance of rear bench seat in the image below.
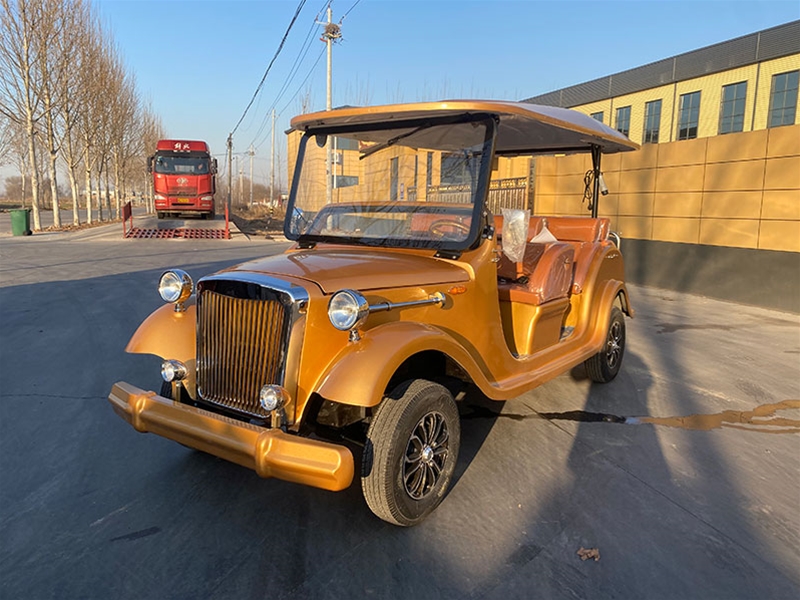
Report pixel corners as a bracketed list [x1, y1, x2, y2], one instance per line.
[494, 215, 610, 302]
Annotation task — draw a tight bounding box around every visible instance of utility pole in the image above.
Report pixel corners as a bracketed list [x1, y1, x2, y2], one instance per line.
[249, 145, 255, 206]
[226, 134, 232, 214]
[319, 5, 341, 205]
[270, 109, 276, 206]
[238, 161, 244, 206]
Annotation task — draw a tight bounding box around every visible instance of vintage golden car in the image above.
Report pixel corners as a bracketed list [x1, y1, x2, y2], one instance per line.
[109, 100, 638, 526]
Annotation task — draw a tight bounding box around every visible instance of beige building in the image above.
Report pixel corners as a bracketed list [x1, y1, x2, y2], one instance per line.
[523, 20, 799, 312]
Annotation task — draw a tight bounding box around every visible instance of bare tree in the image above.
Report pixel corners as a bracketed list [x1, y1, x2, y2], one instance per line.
[140, 104, 165, 214]
[0, 0, 50, 230]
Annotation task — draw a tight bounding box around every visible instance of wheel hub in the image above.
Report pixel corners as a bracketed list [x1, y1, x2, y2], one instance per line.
[403, 411, 449, 500]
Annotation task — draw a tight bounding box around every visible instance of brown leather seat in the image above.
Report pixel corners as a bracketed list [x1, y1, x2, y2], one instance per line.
[497, 242, 575, 305]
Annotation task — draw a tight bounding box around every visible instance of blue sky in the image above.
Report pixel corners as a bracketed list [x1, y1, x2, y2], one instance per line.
[95, 0, 799, 185]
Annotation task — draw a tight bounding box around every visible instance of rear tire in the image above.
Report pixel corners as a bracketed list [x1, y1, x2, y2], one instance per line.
[584, 306, 625, 383]
[361, 380, 460, 526]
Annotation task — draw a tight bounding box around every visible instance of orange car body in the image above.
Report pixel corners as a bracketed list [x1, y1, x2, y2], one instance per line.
[109, 100, 637, 497]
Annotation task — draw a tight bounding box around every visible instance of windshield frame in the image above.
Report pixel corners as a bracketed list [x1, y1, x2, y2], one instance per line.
[284, 113, 497, 253]
[153, 151, 211, 175]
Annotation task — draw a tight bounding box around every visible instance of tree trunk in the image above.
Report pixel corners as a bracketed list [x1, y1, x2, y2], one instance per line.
[85, 166, 93, 224]
[113, 152, 121, 219]
[25, 120, 41, 231]
[68, 165, 80, 226]
[47, 149, 61, 228]
[96, 163, 103, 221]
[104, 168, 112, 218]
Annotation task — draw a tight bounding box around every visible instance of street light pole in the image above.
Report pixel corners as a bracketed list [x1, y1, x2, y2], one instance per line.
[249, 145, 254, 206]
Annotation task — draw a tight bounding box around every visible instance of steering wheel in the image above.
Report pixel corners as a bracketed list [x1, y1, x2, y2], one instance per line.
[429, 219, 470, 238]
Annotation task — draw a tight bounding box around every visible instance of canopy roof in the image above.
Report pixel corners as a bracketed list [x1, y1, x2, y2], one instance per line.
[290, 100, 640, 155]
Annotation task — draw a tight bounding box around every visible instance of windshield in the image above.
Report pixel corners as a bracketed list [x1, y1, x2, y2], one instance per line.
[286, 116, 494, 251]
[154, 155, 210, 175]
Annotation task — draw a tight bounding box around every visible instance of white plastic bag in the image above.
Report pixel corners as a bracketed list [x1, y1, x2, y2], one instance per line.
[501, 208, 530, 264]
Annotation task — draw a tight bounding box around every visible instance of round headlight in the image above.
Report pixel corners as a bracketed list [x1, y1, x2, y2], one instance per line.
[161, 359, 187, 382]
[328, 289, 369, 331]
[158, 270, 193, 304]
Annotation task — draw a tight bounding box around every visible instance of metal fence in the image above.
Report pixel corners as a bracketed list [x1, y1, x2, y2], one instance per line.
[407, 177, 529, 213]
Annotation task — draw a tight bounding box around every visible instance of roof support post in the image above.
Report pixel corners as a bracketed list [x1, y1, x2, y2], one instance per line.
[591, 144, 602, 218]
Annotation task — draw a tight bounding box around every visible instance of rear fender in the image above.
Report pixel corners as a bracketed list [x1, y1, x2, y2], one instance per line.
[314, 322, 482, 408]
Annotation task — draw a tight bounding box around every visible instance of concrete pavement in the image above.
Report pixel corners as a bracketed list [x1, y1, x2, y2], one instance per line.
[0, 232, 798, 599]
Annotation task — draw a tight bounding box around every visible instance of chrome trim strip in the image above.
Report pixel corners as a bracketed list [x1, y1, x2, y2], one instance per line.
[369, 292, 445, 313]
[200, 272, 310, 306]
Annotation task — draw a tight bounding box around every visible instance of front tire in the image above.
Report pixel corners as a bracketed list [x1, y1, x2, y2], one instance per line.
[362, 379, 460, 526]
[584, 306, 626, 383]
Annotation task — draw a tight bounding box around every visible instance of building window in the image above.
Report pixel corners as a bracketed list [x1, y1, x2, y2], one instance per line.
[677, 91, 701, 140]
[615, 106, 631, 137]
[426, 152, 433, 187]
[768, 70, 799, 128]
[643, 99, 662, 144]
[590, 111, 604, 123]
[390, 157, 399, 201]
[719, 81, 747, 134]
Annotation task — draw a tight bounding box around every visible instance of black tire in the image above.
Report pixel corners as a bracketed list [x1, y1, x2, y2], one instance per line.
[156, 211, 165, 220]
[362, 379, 460, 526]
[584, 306, 626, 383]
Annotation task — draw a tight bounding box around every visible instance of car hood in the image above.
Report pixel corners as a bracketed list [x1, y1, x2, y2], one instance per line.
[225, 248, 471, 294]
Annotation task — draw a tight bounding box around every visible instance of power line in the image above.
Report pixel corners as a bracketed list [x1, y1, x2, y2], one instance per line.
[230, 0, 309, 137]
[342, 0, 362, 20]
[248, 0, 331, 149]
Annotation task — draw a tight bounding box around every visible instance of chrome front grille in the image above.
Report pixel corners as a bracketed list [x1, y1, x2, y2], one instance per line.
[197, 288, 289, 418]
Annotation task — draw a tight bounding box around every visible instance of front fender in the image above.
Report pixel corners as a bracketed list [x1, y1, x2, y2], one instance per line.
[314, 321, 484, 408]
[126, 302, 196, 362]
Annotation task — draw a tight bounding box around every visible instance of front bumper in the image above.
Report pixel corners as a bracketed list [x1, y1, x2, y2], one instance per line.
[108, 382, 354, 492]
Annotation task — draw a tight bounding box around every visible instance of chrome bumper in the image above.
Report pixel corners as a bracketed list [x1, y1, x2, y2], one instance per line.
[108, 382, 354, 492]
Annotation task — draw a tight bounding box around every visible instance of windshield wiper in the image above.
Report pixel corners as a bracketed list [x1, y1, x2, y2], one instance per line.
[359, 122, 432, 160]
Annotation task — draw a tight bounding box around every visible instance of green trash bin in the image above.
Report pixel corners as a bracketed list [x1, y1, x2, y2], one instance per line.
[10, 208, 32, 236]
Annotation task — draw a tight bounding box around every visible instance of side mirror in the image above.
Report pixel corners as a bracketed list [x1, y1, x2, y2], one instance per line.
[147, 156, 154, 173]
[212, 158, 218, 174]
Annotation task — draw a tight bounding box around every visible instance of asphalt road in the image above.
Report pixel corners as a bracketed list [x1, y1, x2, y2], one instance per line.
[1, 225, 798, 599]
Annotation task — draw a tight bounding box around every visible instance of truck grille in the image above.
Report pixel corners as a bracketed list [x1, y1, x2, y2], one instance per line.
[197, 289, 289, 418]
[169, 187, 198, 196]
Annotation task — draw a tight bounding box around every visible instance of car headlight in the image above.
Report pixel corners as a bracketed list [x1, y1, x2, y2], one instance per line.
[328, 289, 369, 331]
[259, 385, 289, 412]
[161, 359, 187, 382]
[158, 269, 193, 307]
[155, 193, 166, 200]
[200, 195, 213, 201]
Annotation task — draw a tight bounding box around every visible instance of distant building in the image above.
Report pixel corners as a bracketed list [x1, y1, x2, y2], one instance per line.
[523, 20, 799, 143]
[522, 20, 799, 312]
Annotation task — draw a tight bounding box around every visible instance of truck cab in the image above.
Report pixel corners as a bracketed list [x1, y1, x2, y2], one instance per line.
[149, 139, 217, 219]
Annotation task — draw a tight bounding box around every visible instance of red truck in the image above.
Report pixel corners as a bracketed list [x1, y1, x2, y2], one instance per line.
[148, 140, 218, 219]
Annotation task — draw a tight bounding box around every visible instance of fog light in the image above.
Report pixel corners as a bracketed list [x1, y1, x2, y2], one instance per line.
[259, 385, 289, 412]
[161, 360, 187, 382]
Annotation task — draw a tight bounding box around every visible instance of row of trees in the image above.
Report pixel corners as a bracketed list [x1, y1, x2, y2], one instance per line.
[0, 0, 164, 230]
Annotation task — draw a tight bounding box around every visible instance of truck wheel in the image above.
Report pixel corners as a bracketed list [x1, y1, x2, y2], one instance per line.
[584, 306, 625, 383]
[362, 380, 460, 526]
[157, 212, 165, 219]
